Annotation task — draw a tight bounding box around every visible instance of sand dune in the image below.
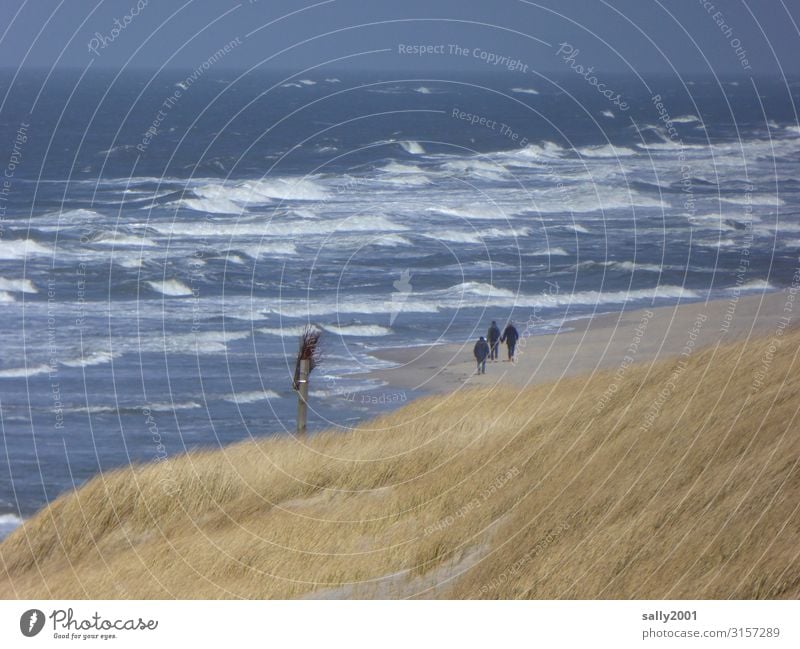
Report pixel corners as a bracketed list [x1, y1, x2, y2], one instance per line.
[2, 313, 798, 598]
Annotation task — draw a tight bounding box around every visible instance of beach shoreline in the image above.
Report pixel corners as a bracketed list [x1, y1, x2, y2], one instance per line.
[361, 290, 790, 394]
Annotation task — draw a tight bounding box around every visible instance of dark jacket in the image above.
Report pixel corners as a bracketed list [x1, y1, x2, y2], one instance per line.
[501, 324, 519, 345]
[487, 323, 501, 343]
[474, 338, 490, 361]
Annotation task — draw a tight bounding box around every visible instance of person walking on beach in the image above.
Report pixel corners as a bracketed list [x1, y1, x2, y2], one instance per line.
[487, 320, 501, 361]
[500, 321, 519, 362]
[473, 336, 490, 374]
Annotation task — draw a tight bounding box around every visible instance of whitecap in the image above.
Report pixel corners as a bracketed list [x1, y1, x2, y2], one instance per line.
[321, 324, 392, 337]
[400, 140, 426, 154]
[0, 277, 37, 293]
[223, 390, 281, 404]
[146, 279, 194, 296]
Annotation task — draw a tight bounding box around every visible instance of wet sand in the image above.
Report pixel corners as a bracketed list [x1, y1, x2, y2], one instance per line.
[363, 290, 792, 394]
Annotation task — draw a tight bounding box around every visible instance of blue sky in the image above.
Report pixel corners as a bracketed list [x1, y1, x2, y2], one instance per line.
[1, 0, 798, 75]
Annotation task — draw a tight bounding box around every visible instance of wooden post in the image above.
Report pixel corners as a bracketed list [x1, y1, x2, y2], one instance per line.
[296, 358, 310, 435]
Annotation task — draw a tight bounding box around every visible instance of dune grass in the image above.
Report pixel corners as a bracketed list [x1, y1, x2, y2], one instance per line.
[1, 326, 799, 599]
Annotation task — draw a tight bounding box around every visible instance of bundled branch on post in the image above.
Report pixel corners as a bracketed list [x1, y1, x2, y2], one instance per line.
[293, 326, 321, 435]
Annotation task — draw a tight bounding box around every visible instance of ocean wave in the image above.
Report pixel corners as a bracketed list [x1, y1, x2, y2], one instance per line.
[0, 277, 38, 293]
[726, 279, 775, 293]
[223, 390, 281, 404]
[423, 226, 530, 243]
[529, 246, 569, 256]
[91, 232, 159, 247]
[0, 363, 51, 378]
[0, 239, 51, 259]
[146, 279, 194, 296]
[439, 159, 509, 181]
[564, 224, 590, 233]
[576, 144, 638, 157]
[0, 291, 15, 302]
[139, 330, 251, 355]
[511, 87, 539, 95]
[0, 513, 23, 540]
[602, 110, 615, 118]
[239, 243, 298, 257]
[321, 324, 393, 337]
[400, 140, 426, 154]
[61, 351, 117, 368]
[426, 205, 511, 220]
[570, 260, 665, 273]
[258, 325, 317, 337]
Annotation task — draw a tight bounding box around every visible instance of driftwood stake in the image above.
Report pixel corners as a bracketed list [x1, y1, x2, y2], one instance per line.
[296, 358, 310, 435]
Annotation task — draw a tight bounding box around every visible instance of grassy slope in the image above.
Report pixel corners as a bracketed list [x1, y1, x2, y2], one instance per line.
[1, 327, 799, 599]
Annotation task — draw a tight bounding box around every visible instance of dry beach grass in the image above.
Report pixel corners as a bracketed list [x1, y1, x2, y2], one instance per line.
[1, 322, 799, 599]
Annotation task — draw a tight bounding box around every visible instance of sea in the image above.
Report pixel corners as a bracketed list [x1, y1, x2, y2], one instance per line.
[0, 69, 798, 535]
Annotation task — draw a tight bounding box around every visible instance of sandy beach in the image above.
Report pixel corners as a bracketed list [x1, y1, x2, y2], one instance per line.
[365, 290, 791, 393]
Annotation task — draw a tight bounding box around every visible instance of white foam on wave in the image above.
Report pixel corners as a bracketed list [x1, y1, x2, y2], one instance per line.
[0, 291, 15, 302]
[400, 140, 426, 154]
[413, 87, 432, 94]
[728, 279, 775, 292]
[0, 239, 51, 259]
[576, 144, 638, 157]
[511, 87, 539, 95]
[602, 110, 615, 118]
[529, 246, 569, 256]
[0, 513, 23, 540]
[147, 279, 194, 296]
[61, 351, 117, 368]
[179, 177, 329, 213]
[224, 389, 281, 404]
[258, 325, 316, 337]
[178, 196, 243, 214]
[441, 282, 517, 298]
[149, 213, 405, 239]
[270, 299, 440, 318]
[571, 260, 664, 273]
[240, 242, 298, 258]
[92, 232, 159, 247]
[322, 324, 392, 337]
[0, 277, 37, 293]
[370, 234, 413, 247]
[565, 224, 590, 233]
[0, 363, 51, 378]
[148, 401, 203, 411]
[423, 226, 530, 243]
[672, 115, 702, 124]
[139, 329, 252, 355]
[439, 159, 509, 181]
[426, 205, 511, 220]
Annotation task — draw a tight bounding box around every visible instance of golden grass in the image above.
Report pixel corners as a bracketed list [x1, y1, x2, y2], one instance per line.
[1, 326, 799, 599]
